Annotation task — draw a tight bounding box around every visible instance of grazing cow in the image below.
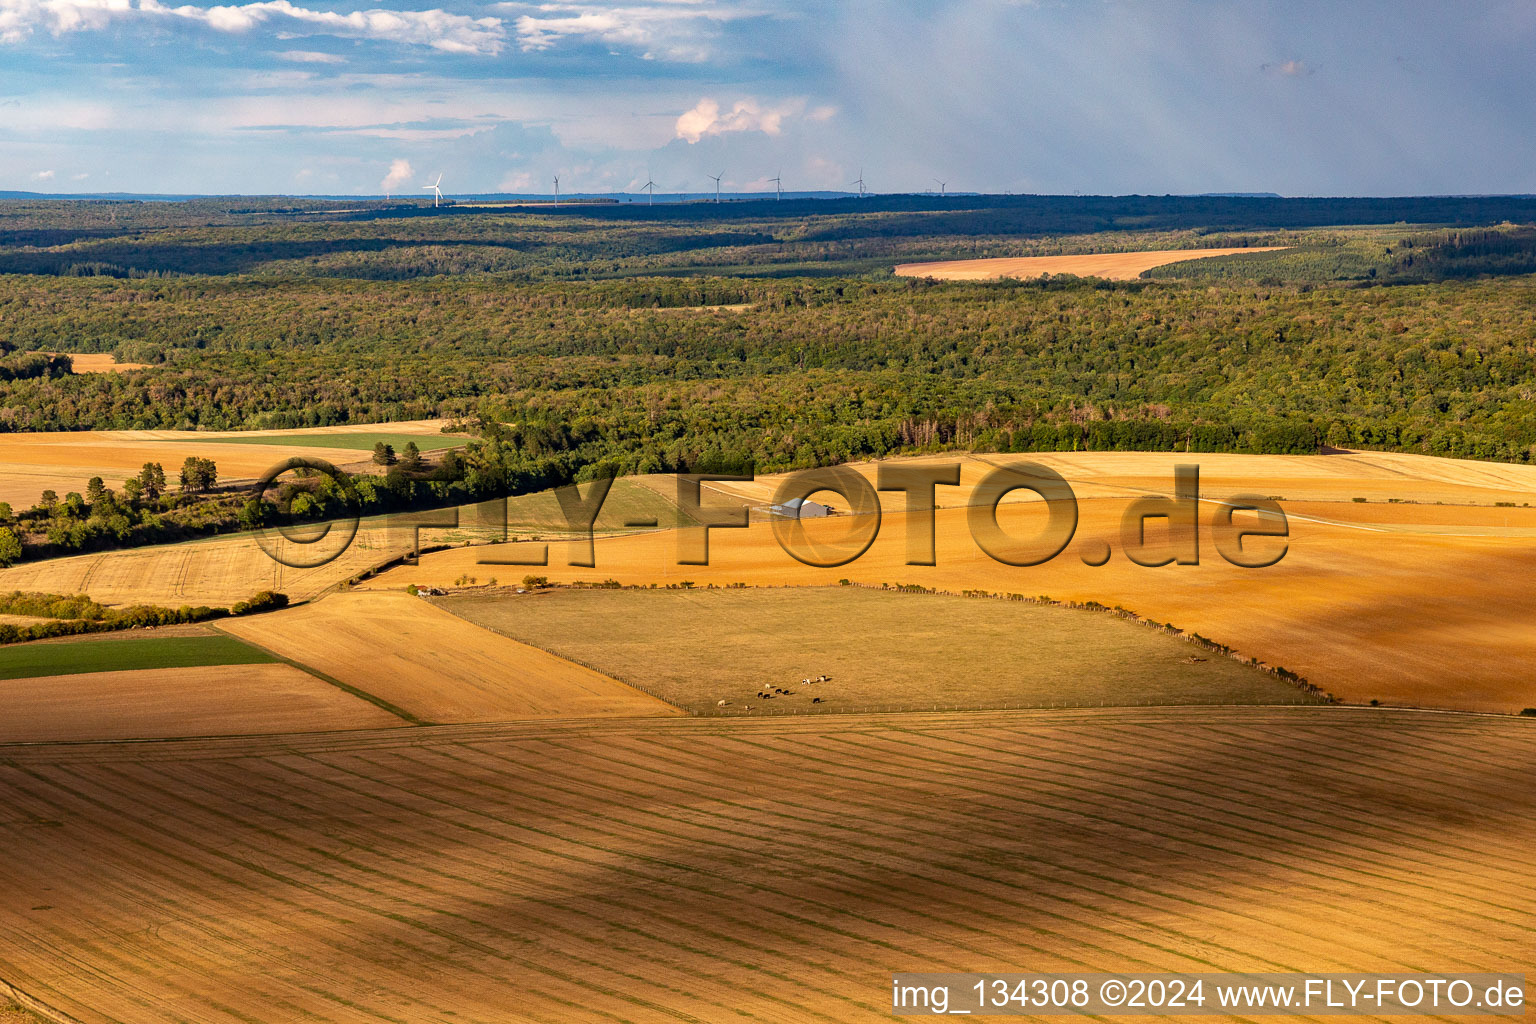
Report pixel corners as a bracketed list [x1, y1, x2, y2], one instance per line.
[812, 697, 822, 704]
[717, 699, 730, 707]
[818, 674, 830, 682]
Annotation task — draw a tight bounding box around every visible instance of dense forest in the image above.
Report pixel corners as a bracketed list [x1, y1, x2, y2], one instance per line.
[3, 193, 1536, 280]
[1, 195, 1534, 483]
[1, 270, 1534, 465]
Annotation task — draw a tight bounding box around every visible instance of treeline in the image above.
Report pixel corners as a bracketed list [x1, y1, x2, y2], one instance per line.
[0, 350, 71, 381]
[0, 588, 289, 645]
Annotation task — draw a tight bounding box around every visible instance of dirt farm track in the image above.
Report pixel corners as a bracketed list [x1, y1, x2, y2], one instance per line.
[0, 707, 1531, 1024]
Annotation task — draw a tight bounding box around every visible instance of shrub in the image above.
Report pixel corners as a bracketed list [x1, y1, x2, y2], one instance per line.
[1520, 708, 1536, 717]
[230, 591, 290, 616]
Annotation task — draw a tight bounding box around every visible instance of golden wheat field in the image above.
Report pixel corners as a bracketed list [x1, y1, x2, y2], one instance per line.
[0, 707, 1529, 1023]
[361, 451, 1536, 714]
[220, 591, 679, 724]
[55, 353, 151, 373]
[893, 248, 1288, 281]
[0, 419, 467, 512]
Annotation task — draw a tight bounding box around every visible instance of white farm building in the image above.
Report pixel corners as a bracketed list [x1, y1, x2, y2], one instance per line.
[767, 497, 831, 518]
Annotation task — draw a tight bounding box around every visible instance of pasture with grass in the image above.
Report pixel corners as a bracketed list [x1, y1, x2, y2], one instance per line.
[441, 586, 1323, 714]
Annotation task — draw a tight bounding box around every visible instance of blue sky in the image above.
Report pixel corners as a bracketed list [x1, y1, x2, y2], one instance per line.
[2, 0, 1534, 197]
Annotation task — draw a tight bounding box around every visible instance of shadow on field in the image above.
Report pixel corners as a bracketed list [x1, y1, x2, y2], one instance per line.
[0, 709, 1531, 1022]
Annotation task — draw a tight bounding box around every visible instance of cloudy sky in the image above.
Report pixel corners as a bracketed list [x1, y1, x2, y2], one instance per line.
[2, 0, 1534, 197]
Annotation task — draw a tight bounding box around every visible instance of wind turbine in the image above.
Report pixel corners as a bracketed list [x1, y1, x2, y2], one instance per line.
[553, 174, 560, 205]
[850, 170, 866, 198]
[708, 171, 723, 204]
[642, 176, 658, 205]
[769, 171, 782, 201]
[421, 173, 443, 208]
[933, 178, 947, 197]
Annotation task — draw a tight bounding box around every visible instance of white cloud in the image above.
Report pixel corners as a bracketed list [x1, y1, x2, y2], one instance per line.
[273, 47, 345, 62]
[33, 168, 55, 179]
[508, 1, 747, 61]
[675, 96, 808, 143]
[0, 0, 506, 53]
[1, 0, 130, 42]
[379, 157, 413, 192]
[1261, 59, 1315, 77]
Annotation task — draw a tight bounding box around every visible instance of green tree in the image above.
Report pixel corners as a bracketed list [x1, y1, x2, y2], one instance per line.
[0, 501, 12, 522]
[179, 456, 217, 494]
[86, 476, 106, 504]
[399, 441, 423, 472]
[372, 441, 397, 466]
[122, 478, 144, 504]
[39, 490, 58, 511]
[0, 526, 21, 568]
[137, 462, 166, 501]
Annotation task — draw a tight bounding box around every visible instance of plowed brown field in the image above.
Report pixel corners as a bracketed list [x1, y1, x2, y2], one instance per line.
[0, 663, 404, 743]
[0, 707, 1529, 1023]
[894, 248, 1288, 280]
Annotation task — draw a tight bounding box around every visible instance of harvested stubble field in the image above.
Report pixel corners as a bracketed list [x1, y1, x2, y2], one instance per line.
[0, 707, 1529, 1023]
[444, 587, 1315, 715]
[0, 419, 468, 512]
[365, 452, 1536, 714]
[490, 476, 706, 538]
[220, 591, 678, 724]
[55, 353, 150, 374]
[8, 450, 1536, 712]
[0, 474, 700, 609]
[894, 247, 1288, 281]
[0, 514, 411, 607]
